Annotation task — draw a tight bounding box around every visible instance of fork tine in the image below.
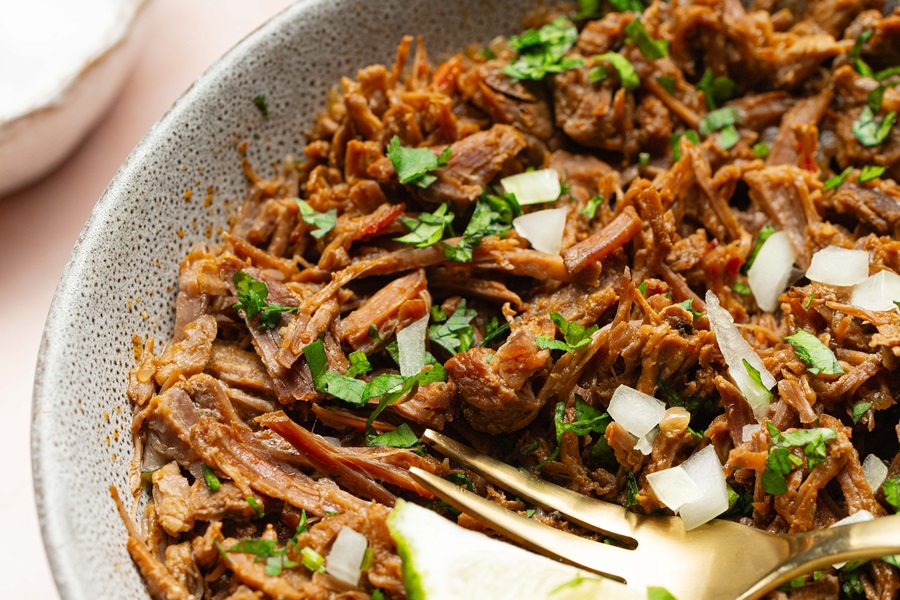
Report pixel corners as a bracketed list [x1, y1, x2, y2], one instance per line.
[409, 466, 641, 583]
[421, 429, 638, 544]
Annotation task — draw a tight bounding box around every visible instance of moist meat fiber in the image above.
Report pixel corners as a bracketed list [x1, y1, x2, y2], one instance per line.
[121, 2, 900, 599]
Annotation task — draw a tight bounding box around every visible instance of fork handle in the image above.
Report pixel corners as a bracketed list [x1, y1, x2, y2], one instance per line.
[738, 514, 900, 600]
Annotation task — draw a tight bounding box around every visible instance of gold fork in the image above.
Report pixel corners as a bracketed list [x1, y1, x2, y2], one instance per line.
[408, 429, 900, 600]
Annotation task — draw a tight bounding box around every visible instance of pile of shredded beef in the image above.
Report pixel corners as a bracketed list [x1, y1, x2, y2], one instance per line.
[120, 1, 900, 599]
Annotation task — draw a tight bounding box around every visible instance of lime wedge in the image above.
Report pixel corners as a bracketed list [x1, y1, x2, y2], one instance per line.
[386, 499, 642, 600]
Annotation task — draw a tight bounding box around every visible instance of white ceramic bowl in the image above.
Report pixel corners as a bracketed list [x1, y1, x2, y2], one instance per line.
[31, 1, 548, 598]
[0, 0, 147, 197]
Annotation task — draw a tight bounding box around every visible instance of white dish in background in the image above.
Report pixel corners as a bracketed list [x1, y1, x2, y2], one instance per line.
[0, 0, 147, 197]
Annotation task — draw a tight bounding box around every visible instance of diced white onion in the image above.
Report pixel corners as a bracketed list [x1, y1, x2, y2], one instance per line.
[705, 291, 776, 422]
[741, 424, 761, 443]
[850, 270, 900, 313]
[326, 526, 369, 586]
[747, 231, 796, 312]
[608, 385, 667, 439]
[501, 169, 561, 205]
[677, 445, 730, 531]
[862, 454, 889, 493]
[396, 314, 429, 377]
[634, 428, 658, 456]
[647, 465, 702, 511]
[805, 246, 869, 287]
[512, 208, 567, 255]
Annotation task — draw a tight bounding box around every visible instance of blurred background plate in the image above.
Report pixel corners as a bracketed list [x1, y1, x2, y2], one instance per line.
[0, 0, 147, 197]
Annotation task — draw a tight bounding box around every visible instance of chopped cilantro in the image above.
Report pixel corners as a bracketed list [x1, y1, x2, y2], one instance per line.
[743, 224, 776, 272]
[481, 316, 511, 347]
[625, 471, 639, 506]
[368, 324, 383, 343]
[395, 203, 454, 247]
[804, 292, 814, 309]
[852, 402, 872, 425]
[639, 152, 650, 166]
[541, 397, 612, 465]
[365, 364, 449, 438]
[581, 194, 604, 219]
[657, 76, 676, 95]
[624, 18, 669, 60]
[233, 270, 299, 331]
[763, 424, 838, 492]
[575, 0, 600, 20]
[551, 573, 608, 595]
[370, 590, 385, 600]
[535, 312, 599, 353]
[368, 423, 419, 448]
[719, 124, 740, 149]
[296, 199, 338, 239]
[868, 84, 890, 112]
[752, 142, 770, 158]
[227, 538, 278, 556]
[304, 339, 370, 405]
[502, 18, 584, 81]
[885, 478, 900, 512]
[696, 68, 738, 110]
[201, 464, 221, 492]
[670, 130, 700, 161]
[784, 329, 844, 376]
[824, 166, 853, 191]
[677, 298, 703, 317]
[226, 537, 298, 577]
[853, 106, 897, 147]
[637, 281, 648, 295]
[442, 191, 520, 262]
[859, 165, 887, 183]
[428, 299, 477, 355]
[588, 65, 608, 83]
[850, 30, 873, 61]
[252, 95, 269, 116]
[246, 497, 265, 519]
[876, 66, 900, 81]
[387, 136, 452, 188]
[608, 0, 645, 10]
[733, 282, 751, 295]
[762, 446, 800, 495]
[857, 58, 875, 79]
[726, 484, 754, 517]
[699, 107, 740, 137]
[595, 53, 640, 92]
[345, 351, 371, 378]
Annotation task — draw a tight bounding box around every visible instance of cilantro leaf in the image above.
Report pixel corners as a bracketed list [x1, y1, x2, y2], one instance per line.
[345, 350, 371, 378]
[657, 76, 676, 95]
[303, 339, 369, 405]
[733, 282, 751, 295]
[233, 270, 298, 330]
[719, 124, 740, 150]
[752, 142, 770, 158]
[784, 329, 844, 376]
[575, 0, 600, 20]
[670, 130, 700, 161]
[625, 471, 639, 506]
[442, 191, 520, 262]
[859, 165, 886, 183]
[743, 224, 776, 272]
[849, 30, 873, 61]
[503, 18, 583, 81]
[581, 194, 604, 219]
[696, 68, 737, 110]
[823, 166, 853, 191]
[387, 136, 452, 188]
[202, 464, 221, 492]
[609, 0, 645, 10]
[535, 312, 598, 353]
[481, 316, 511, 347]
[763, 447, 799, 495]
[252, 95, 269, 116]
[595, 53, 640, 92]
[852, 402, 872, 425]
[365, 364, 449, 438]
[368, 423, 419, 448]
[296, 199, 338, 239]
[428, 299, 477, 355]
[677, 298, 704, 317]
[227, 539, 278, 557]
[768, 426, 837, 473]
[853, 106, 897, 147]
[624, 18, 669, 60]
[876, 66, 900, 81]
[699, 107, 740, 137]
[885, 477, 900, 512]
[395, 203, 454, 247]
[246, 497, 265, 518]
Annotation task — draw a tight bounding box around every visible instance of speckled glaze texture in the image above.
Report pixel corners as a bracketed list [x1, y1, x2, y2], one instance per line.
[32, 1, 549, 598]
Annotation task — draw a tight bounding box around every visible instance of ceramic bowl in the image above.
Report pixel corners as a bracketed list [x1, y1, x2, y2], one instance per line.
[0, 0, 148, 197]
[32, 1, 548, 598]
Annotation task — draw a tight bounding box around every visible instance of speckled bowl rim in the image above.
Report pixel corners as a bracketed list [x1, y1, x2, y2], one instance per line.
[31, 2, 310, 597]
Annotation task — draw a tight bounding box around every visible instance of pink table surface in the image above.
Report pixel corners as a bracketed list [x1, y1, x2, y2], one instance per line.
[0, 0, 294, 595]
